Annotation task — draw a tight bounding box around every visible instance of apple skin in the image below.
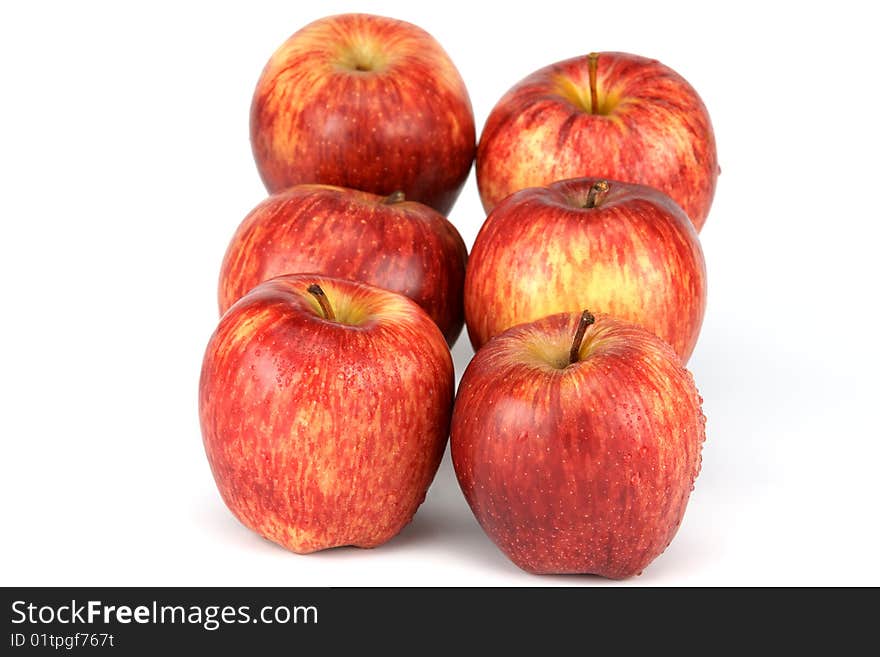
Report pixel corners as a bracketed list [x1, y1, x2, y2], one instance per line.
[464, 177, 706, 363]
[450, 311, 706, 578]
[250, 13, 476, 216]
[218, 184, 468, 345]
[199, 274, 454, 553]
[477, 51, 718, 231]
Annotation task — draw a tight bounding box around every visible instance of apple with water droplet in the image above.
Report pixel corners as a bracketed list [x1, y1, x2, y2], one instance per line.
[199, 274, 454, 552]
[450, 310, 706, 578]
[250, 13, 476, 215]
[477, 51, 718, 231]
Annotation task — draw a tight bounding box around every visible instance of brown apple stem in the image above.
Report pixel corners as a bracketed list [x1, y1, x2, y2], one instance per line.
[307, 284, 336, 321]
[584, 180, 610, 208]
[588, 52, 600, 114]
[382, 190, 406, 204]
[569, 310, 596, 364]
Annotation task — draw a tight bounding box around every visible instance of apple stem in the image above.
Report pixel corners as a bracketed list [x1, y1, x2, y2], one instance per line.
[383, 190, 406, 204]
[569, 310, 596, 365]
[584, 180, 610, 209]
[307, 284, 336, 321]
[588, 52, 600, 115]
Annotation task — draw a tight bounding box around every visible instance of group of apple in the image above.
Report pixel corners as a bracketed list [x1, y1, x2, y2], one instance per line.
[199, 13, 717, 579]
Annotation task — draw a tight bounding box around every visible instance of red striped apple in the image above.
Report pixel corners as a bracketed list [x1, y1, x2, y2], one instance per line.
[464, 177, 706, 362]
[477, 51, 718, 231]
[451, 310, 706, 578]
[250, 13, 476, 215]
[199, 274, 454, 553]
[218, 184, 468, 345]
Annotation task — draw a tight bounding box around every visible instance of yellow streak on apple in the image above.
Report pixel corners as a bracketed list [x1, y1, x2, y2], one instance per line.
[472, 211, 700, 359]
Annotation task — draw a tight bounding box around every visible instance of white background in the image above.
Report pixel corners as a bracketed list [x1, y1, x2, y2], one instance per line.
[2, 0, 878, 586]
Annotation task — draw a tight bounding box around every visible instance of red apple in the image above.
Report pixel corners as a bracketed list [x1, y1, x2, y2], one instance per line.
[218, 184, 468, 345]
[451, 310, 706, 578]
[250, 13, 476, 215]
[464, 177, 706, 363]
[477, 51, 718, 231]
[199, 274, 454, 553]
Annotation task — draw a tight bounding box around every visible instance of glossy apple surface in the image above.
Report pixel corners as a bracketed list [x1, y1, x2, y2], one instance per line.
[451, 311, 706, 578]
[218, 184, 468, 345]
[477, 51, 718, 231]
[251, 13, 475, 215]
[199, 274, 454, 553]
[464, 177, 706, 362]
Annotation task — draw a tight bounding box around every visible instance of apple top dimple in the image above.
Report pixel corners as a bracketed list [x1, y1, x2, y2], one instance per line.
[551, 73, 622, 117]
[261, 274, 433, 332]
[541, 177, 692, 225]
[333, 37, 391, 74]
[512, 318, 603, 373]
